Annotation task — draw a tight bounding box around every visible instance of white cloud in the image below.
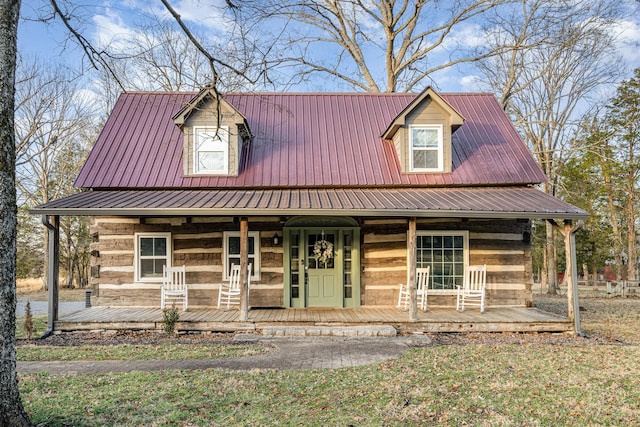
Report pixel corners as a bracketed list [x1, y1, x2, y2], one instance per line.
[92, 10, 137, 49]
[433, 22, 486, 54]
[611, 17, 640, 70]
[459, 74, 484, 92]
[153, 0, 233, 32]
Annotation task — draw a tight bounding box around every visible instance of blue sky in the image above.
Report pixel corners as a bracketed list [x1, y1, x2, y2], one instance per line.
[17, 0, 640, 94]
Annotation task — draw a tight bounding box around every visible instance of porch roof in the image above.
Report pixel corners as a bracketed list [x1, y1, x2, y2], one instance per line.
[32, 186, 589, 220]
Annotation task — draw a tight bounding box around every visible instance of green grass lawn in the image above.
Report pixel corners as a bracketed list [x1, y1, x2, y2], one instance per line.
[16, 295, 640, 426]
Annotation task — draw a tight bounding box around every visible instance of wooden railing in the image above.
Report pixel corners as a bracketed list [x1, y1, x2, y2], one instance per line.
[533, 280, 640, 297]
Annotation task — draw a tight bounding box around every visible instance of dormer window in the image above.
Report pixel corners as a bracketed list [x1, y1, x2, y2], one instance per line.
[194, 126, 229, 174]
[382, 87, 463, 175]
[410, 124, 443, 172]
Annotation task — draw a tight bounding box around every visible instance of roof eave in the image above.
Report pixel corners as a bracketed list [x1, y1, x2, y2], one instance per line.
[30, 206, 590, 220]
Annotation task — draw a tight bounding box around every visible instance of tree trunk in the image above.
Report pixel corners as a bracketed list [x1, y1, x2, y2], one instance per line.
[626, 188, 636, 281]
[0, 0, 32, 424]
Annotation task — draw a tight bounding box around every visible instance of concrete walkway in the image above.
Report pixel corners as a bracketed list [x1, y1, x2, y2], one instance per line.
[18, 335, 431, 375]
[16, 298, 85, 316]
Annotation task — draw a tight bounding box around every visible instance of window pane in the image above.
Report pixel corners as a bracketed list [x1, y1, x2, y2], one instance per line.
[154, 259, 166, 276]
[413, 150, 438, 169]
[444, 236, 453, 248]
[198, 151, 225, 171]
[248, 237, 255, 255]
[344, 286, 352, 298]
[154, 238, 166, 256]
[140, 259, 154, 276]
[412, 128, 438, 148]
[197, 130, 226, 150]
[228, 236, 255, 255]
[140, 259, 165, 278]
[228, 237, 240, 255]
[444, 249, 453, 262]
[140, 238, 154, 256]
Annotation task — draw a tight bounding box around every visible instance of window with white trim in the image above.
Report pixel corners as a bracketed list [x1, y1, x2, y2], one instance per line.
[416, 231, 468, 290]
[410, 125, 443, 172]
[135, 233, 172, 282]
[194, 126, 229, 174]
[223, 231, 260, 280]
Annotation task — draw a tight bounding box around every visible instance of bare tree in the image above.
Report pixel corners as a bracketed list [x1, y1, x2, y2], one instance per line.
[14, 57, 95, 289]
[477, 0, 623, 293]
[0, 0, 32, 423]
[245, 0, 510, 92]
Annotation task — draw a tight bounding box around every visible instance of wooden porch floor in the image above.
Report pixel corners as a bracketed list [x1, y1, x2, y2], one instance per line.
[55, 306, 572, 334]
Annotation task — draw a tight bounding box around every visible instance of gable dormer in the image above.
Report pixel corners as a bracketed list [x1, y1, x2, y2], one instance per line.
[173, 88, 251, 177]
[382, 87, 464, 174]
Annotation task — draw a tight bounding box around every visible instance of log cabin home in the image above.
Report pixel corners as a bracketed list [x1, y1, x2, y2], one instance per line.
[33, 87, 588, 333]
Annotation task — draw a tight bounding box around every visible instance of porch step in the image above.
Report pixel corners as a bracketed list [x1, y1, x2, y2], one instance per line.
[261, 325, 397, 338]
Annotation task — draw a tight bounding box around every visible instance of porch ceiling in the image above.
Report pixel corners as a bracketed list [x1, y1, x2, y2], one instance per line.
[31, 187, 589, 220]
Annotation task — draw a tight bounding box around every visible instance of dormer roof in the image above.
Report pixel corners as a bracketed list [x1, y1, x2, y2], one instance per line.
[381, 87, 465, 140]
[172, 87, 251, 136]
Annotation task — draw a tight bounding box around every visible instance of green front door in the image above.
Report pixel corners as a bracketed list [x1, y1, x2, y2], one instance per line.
[284, 217, 360, 308]
[306, 231, 342, 307]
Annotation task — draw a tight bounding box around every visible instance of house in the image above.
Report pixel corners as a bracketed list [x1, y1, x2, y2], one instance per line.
[33, 87, 588, 327]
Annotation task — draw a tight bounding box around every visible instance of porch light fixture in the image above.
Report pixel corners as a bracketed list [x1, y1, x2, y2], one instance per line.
[273, 233, 279, 245]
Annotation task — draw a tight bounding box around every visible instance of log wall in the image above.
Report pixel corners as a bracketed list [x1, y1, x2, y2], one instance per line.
[91, 215, 533, 308]
[360, 218, 533, 307]
[90, 216, 284, 307]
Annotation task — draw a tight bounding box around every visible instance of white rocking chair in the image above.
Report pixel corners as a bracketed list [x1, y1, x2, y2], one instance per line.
[161, 265, 188, 311]
[217, 264, 252, 309]
[456, 264, 487, 313]
[398, 267, 430, 312]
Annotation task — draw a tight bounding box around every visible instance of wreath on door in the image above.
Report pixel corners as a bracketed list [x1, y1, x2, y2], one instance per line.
[313, 235, 334, 264]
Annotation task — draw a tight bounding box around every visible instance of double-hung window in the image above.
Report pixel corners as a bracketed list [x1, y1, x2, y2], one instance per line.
[416, 231, 468, 290]
[194, 126, 229, 174]
[410, 125, 443, 172]
[223, 231, 260, 280]
[135, 233, 171, 282]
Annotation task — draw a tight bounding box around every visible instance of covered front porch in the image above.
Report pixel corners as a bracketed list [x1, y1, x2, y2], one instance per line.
[32, 186, 590, 337]
[54, 305, 572, 335]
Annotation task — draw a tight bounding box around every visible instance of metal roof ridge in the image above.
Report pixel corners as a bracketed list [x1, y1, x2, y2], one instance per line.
[78, 183, 542, 192]
[118, 91, 497, 96]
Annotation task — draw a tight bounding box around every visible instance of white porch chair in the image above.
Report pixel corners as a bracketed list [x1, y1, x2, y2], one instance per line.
[217, 263, 252, 309]
[397, 267, 430, 312]
[161, 265, 188, 311]
[456, 264, 487, 313]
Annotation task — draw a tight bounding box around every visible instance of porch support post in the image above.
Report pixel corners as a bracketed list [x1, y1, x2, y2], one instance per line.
[42, 215, 59, 334]
[550, 219, 584, 336]
[408, 217, 418, 321]
[239, 216, 249, 322]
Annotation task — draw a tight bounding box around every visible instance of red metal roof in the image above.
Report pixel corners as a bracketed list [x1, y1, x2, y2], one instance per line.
[32, 187, 588, 219]
[74, 91, 547, 189]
